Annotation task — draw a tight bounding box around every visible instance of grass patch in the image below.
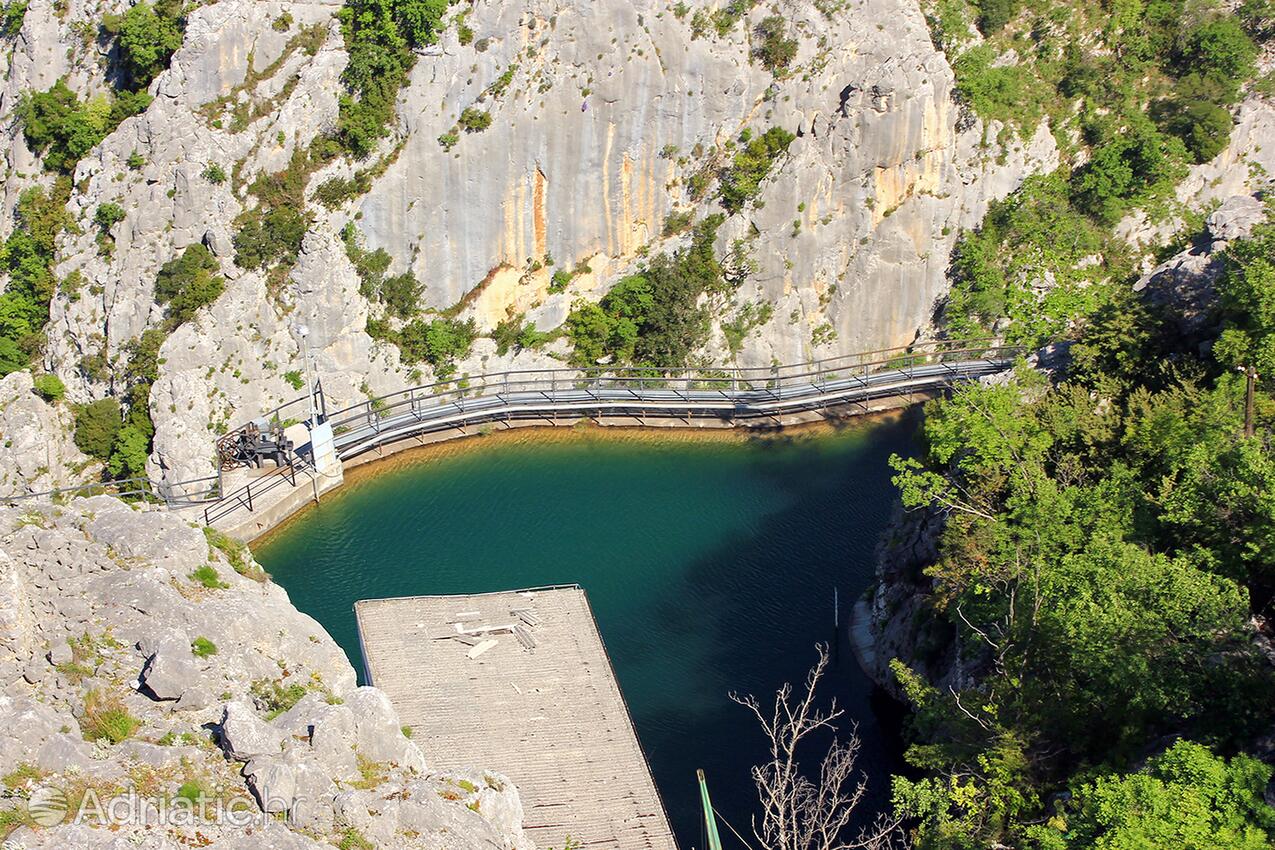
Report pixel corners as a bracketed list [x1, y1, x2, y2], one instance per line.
[81, 689, 139, 744]
[189, 565, 229, 590]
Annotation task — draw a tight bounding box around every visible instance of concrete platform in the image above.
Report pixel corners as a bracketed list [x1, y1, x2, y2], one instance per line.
[354, 586, 678, 850]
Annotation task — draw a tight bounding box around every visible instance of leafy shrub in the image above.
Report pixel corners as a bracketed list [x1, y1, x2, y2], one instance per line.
[233, 205, 306, 270]
[0, 180, 72, 375]
[251, 678, 308, 719]
[1071, 117, 1186, 223]
[74, 398, 122, 460]
[190, 637, 218, 658]
[81, 690, 139, 744]
[202, 162, 226, 183]
[18, 80, 150, 174]
[189, 565, 229, 590]
[103, 1, 184, 91]
[272, 11, 294, 32]
[32, 373, 65, 402]
[284, 370, 304, 390]
[1177, 17, 1258, 97]
[2, 0, 26, 37]
[457, 106, 492, 132]
[94, 203, 125, 232]
[567, 216, 726, 366]
[336, 0, 448, 157]
[977, 0, 1017, 32]
[437, 130, 459, 150]
[127, 150, 145, 169]
[397, 317, 476, 376]
[458, 23, 473, 44]
[154, 244, 223, 325]
[719, 127, 794, 213]
[549, 269, 572, 293]
[753, 15, 797, 72]
[106, 424, 149, 479]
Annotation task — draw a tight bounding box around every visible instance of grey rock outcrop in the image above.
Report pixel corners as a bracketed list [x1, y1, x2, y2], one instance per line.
[0, 498, 532, 848]
[1133, 193, 1267, 338]
[0, 371, 92, 496]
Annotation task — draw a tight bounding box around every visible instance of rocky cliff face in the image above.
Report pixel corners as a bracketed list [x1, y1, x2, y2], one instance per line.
[0, 496, 530, 848]
[1, 0, 1065, 487]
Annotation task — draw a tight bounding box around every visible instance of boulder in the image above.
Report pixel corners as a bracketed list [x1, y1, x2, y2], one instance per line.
[220, 700, 285, 761]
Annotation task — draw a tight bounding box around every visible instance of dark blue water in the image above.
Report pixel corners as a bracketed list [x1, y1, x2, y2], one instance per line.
[253, 417, 915, 847]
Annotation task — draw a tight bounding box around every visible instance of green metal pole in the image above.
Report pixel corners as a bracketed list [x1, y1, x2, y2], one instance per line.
[698, 769, 724, 850]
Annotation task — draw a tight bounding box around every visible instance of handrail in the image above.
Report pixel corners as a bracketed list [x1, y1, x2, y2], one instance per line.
[1, 339, 1022, 518]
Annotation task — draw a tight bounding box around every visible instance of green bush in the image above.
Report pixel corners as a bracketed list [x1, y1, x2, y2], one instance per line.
[2, 0, 26, 37]
[32, 373, 65, 401]
[567, 216, 726, 366]
[437, 130, 459, 150]
[18, 81, 149, 174]
[74, 398, 122, 461]
[202, 162, 226, 183]
[1178, 18, 1258, 97]
[284, 370, 304, 390]
[0, 181, 72, 375]
[189, 565, 229, 590]
[397, 317, 476, 376]
[457, 106, 492, 132]
[233, 205, 306, 271]
[976, 0, 1018, 32]
[719, 127, 795, 213]
[103, 1, 184, 90]
[753, 15, 797, 72]
[190, 637, 218, 658]
[154, 244, 224, 325]
[107, 424, 150, 479]
[1072, 116, 1186, 224]
[336, 0, 448, 157]
[250, 678, 309, 719]
[94, 203, 125, 231]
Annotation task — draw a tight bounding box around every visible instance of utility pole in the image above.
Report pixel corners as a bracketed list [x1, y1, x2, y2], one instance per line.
[297, 323, 316, 426]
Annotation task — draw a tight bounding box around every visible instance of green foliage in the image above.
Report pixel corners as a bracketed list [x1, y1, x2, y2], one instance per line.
[127, 150, 145, 169]
[104, 1, 184, 90]
[80, 690, 139, 744]
[976, 0, 1017, 32]
[457, 106, 492, 132]
[1178, 17, 1258, 97]
[2, 0, 26, 37]
[201, 162, 226, 184]
[1072, 116, 1187, 223]
[0, 180, 72, 375]
[284, 370, 304, 390]
[567, 216, 726, 366]
[337, 0, 447, 157]
[1214, 213, 1275, 379]
[189, 565, 229, 590]
[74, 399, 122, 461]
[1029, 741, 1275, 849]
[719, 127, 795, 214]
[437, 130, 459, 150]
[343, 224, 421, 318]
[94, 203, 125, 232]
[943, 174, 1110, 345]
[233, 201, 307, 271]
[251, 678, 308, 719]
[106, 424, 150, 479]
[154, 244, 224, 325]
[753, 15, 797, 72]
[204, 525, 267, 581]
[888, 224, 1275, 846]
[397, 317, 476, 376]
[337, 828, 375, 850]
[31, 373, 65, 402]
[18, 80, 150, 174]
[190, 637, 218, 658]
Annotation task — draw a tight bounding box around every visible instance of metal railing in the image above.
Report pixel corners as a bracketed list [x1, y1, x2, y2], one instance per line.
[3, 339, 1023, 523]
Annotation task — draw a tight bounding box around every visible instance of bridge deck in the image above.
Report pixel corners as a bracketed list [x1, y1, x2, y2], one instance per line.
[354, 587, 677, 850]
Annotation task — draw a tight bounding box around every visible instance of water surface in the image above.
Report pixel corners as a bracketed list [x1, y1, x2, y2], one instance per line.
[254, 417, 916, 847]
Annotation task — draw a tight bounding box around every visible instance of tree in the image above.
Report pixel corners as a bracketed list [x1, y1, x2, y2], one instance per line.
[732, 645, 905, 850]
[32, 373, 65, 401]
[1178, 18, 1258, 96]
[754, 15, 798, 72]
[720, 127, 795, 213]
[1030, 740, 1275, 849]
[154, 244, 224, 325]
[110, 1, 184, 90]
[74, 398, 122, 461]
[107, 424, 150, 479]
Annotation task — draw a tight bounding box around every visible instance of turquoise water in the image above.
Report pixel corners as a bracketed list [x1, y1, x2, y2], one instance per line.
[254, 416, 916, 847]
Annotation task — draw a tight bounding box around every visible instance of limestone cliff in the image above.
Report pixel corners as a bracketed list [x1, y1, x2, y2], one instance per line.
[0, 496, 531, 848]
[0, 0, 1065, 488]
